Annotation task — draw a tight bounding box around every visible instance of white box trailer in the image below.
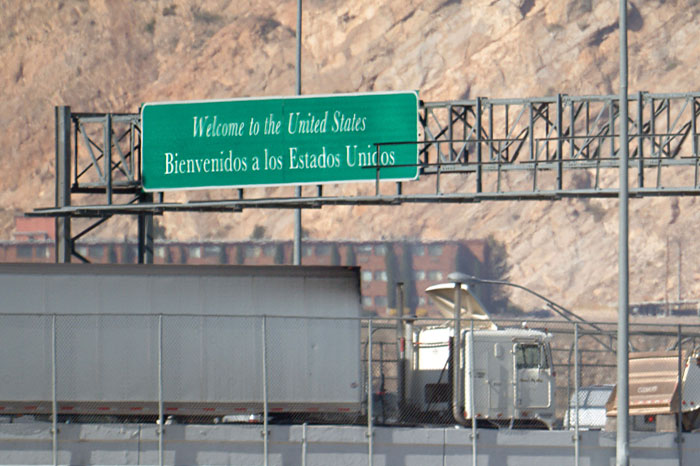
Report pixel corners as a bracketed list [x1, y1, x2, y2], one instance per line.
[404, 283, 556, 428]
[0, 263, 363, 421]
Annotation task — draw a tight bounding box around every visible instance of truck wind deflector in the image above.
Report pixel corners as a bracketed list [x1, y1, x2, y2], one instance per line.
[425, 282, 498, 330]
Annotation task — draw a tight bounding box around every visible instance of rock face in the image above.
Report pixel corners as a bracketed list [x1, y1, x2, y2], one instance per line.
[2, 0, 700, 311]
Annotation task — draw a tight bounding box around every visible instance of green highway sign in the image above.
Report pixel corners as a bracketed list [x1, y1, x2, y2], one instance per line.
[141, 91, 419, 192]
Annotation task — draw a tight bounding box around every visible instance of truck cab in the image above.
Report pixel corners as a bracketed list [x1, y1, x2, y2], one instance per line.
[404, 283, 556, 429]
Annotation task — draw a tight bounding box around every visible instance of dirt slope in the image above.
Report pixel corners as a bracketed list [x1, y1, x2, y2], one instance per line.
[2, 0, 700, 311]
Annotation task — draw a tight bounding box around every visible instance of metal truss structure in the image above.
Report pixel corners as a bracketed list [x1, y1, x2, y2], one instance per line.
[32, 92, 700, 262]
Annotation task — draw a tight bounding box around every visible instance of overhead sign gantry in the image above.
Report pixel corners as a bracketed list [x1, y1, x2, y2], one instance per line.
[31, 91, 700, 264]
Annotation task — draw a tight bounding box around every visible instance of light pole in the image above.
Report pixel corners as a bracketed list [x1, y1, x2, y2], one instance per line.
[293, 0, 303, 265]
[617, 0, 630, 464]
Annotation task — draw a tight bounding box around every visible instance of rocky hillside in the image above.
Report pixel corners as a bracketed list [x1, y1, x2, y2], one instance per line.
[2, 0, 700, 312]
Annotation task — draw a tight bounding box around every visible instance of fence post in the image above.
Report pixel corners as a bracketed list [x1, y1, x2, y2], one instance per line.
[469, 319, 477, 466]
[158, 314, 164, 466]
[677, 324, 683, 465]
[51, 314, 58, 466]
[367, 318, 374, 466]
[301, 422, 308, 466]
[262, 316, 269, 466]
[574, 323, 580, 466]
[396, 283, 406, 419]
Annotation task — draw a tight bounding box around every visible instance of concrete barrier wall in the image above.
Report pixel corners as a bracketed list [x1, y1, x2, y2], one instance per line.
[0, 423, 698, 465]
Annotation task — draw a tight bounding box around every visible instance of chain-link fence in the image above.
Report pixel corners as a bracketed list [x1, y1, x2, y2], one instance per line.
[1, 313, 699, 465]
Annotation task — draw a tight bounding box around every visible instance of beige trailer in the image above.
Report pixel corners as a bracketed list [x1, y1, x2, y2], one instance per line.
[606, 349, 700, 432]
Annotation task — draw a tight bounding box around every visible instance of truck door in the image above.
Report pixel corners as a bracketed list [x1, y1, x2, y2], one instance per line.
[487, 342, 511, 412]
[470, 338, 499, 415]
[513, 341, 552, 409]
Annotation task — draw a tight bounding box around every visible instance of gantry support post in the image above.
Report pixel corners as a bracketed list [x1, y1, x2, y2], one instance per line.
[137, 192, 154, 264]
[55, 106, 72, 263]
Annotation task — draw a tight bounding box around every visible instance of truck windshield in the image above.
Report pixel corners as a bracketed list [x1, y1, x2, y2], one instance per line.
[515, 343, 548, 369]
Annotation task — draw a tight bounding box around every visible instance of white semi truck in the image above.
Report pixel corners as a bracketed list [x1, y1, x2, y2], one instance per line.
[401, 282, 556, 429]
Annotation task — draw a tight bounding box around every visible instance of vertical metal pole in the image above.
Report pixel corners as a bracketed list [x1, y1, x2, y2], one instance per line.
[295, 0, 301, 97]
[444, 274, 471, 438]
[293, 181, 302, 263]
[293, 0, 303, 266]
[138, 193, 154, 264]
[158, 314, 164, 466]
[666, 98, 671, 159]
[475, 98, 483, 193]
[422, 105, 429, 168]
[55, 106, 71, 263]
[51, 314, 58, 466]
[367, 318, 373, 466]
[301, 422, 308, 466]
[130, 118, 136, 176]
[637, 92, 645, 188]
[650, 97, 657, 158]
[545, 104, 551, 160]
[574, 323, 580, 466]
[677, 324, 683, 465]
[452, 283, 465, 424]
[617, 1, 630, 465]
[146, 212, 154, 264]
[104, 113, 113, 205]
[557, 94, 564, 191]
[505, 104, 510, 161]
[570, 100, 575, 162]
[448, 105, 454, 161]
[692, 98, 698, 187]
[488, 101, 494, 163]
[73, 117, 79, 187]
[138, 213, 146, 264]
[374, 144, 381, 196]
[469, 319, 477, 466]
[262, 316, 269, 466]
[396, 282, 406, 417]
